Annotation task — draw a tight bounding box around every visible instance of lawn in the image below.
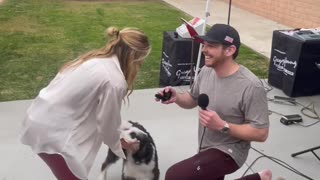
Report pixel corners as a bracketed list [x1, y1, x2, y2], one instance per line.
[0, 0, 269, 102]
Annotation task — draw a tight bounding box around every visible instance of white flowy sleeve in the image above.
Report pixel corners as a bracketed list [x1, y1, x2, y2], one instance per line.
[96, 85, 126, 159]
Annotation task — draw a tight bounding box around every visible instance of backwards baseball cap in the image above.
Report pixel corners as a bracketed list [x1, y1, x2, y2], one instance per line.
[196, 24, 241, 49]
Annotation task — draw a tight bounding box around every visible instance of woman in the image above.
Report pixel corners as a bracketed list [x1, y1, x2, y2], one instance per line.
[20, 26, 151, 180]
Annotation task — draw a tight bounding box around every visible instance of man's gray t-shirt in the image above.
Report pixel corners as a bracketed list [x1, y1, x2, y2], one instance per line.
[189, 65, 269, 167]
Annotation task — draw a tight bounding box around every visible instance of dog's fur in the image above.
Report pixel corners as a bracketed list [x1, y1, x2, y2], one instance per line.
[99, 120, 159, 180]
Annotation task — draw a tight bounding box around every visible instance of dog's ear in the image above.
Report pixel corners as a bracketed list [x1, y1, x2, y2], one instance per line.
[133, 136, 153, 163]
[130, 121, 148, 134]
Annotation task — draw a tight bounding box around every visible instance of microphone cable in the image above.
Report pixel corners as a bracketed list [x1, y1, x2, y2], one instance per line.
[241, 147, 314, 180]
[198, 127, 206, 153]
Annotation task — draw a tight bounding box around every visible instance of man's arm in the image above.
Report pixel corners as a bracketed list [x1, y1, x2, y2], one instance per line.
[228, 123, 269, 142]
[199, 109, 269, 142]
[175, 92, 197, 109]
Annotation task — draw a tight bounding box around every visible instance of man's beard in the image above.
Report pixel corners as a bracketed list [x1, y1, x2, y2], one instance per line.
[205, 53, 226, 68]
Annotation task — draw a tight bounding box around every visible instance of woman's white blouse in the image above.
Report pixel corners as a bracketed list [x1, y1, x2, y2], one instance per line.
[20, 55, 127, 179]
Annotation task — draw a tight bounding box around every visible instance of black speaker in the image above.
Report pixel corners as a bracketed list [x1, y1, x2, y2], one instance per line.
[159, 31, 204, 87]
[268, 30, 320, 97]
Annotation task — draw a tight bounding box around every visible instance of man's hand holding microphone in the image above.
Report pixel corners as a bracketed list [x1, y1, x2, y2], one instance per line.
[199, 108, 227, 132]
[198, 93, 229, 133]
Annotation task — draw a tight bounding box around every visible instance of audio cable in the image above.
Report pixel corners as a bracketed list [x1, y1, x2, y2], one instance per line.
[241, 147, 314, 180]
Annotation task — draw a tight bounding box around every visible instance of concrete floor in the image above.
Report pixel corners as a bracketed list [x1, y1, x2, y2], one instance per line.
[1, 84, 319, 180]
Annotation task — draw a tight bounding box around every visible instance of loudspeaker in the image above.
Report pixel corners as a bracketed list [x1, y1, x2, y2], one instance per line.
[159, 31, 204, 87]
[268, 30, 320, 97]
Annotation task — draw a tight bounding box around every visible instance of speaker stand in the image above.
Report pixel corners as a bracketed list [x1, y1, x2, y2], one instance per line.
[291, 146, 320, 161]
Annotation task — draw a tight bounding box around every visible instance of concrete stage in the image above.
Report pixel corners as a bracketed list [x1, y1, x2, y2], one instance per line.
[1, 83, 319, 180]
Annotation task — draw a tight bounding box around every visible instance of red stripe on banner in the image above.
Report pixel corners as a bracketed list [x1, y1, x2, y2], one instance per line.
[191, 17, 200, 25]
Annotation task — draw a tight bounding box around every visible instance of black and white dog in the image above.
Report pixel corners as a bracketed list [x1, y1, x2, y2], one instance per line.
[99, 120, 159, 180]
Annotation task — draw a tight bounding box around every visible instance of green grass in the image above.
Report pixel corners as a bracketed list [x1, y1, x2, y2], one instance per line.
[237, 44, 269, 78]
[0, 0, 269, 102]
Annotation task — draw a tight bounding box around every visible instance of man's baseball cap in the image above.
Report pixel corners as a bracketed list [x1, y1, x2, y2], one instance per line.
[195, 24, 241, 49]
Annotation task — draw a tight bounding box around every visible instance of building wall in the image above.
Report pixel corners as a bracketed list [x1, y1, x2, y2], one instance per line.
[225, 0, 320, 28]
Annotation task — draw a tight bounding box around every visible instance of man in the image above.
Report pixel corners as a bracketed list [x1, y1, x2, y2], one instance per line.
[156, 24, 271, 180]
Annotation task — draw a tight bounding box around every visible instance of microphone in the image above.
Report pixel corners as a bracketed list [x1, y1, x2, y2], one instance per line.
[198, 93, 209, 110]
[197, 93, 209, 153]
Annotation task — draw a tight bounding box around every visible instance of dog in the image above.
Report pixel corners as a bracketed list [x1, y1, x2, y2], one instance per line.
[99, 120, 159, 180]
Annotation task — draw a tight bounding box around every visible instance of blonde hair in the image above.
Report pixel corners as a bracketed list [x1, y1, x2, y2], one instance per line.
[59, 26, 151, 97]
